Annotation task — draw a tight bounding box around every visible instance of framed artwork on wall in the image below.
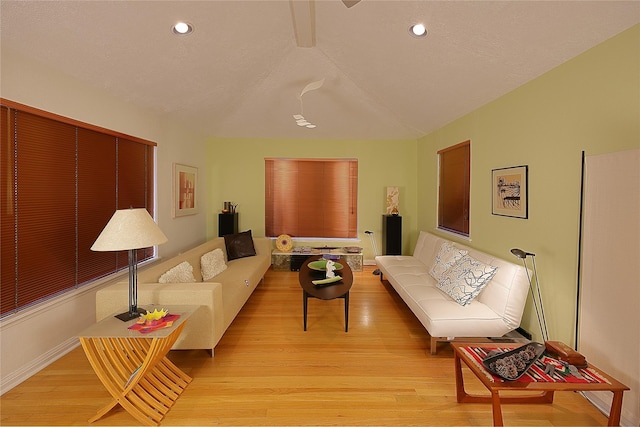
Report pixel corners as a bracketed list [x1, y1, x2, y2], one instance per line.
[173, 163, 198, 217]
[492, 165, 528, 219]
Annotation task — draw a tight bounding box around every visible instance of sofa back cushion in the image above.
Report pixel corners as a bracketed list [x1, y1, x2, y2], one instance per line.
[453, 240, 530, 330]
[412, 231, 530, 329]
[137, 238, 228, 283]
[412, 231, 445, 266]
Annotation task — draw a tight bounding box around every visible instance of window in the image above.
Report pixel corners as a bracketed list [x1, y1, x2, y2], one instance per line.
[438, 140, 470, 236]
[1, 101, 155, 317]
[265, 158, 358, 238]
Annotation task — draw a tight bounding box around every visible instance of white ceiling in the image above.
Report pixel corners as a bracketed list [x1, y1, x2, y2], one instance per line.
[2, 1, 639, 140]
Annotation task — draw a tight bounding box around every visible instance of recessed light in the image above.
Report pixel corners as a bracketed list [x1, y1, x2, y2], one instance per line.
[409, 23, 427, 38]
[173, 22, 193, 35]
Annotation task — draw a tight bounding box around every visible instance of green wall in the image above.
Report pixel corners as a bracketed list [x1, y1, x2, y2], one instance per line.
[205, 138, 418, 261]
[418, 25, 640, 344]
[204, 25, 638, 346]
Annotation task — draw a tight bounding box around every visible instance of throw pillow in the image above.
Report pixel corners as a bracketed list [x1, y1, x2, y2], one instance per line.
[224, 229, 257, 261]
[201, 248, 227, 280]
[158, 261, 197, 284]
[429, 241, 468, 282]
[436, 254, 498, 306]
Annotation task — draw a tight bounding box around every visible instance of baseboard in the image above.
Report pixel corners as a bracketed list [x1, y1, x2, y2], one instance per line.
[0, 337, 80, 395]
[581, 391, 636, 427]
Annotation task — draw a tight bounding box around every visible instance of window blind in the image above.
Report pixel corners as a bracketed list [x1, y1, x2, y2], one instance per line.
[438, 140, 470, 236]
[265, 158, 358, 239]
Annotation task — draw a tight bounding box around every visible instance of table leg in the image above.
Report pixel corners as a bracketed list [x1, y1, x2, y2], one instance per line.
[491, 390, 504, 427]
[608, 391, 624, 426]
[303, 291, 308, 331]
[454, 350, 467, 402]
[344, 292, 349, 332]
[81, 321, 191, 426]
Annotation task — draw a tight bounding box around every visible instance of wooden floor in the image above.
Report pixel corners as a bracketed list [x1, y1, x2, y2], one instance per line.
[1, 266, 609, 426]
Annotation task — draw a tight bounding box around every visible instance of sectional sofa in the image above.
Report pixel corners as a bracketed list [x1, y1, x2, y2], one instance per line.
[375, 231, 530, 354]
[95, 231, 272, 356]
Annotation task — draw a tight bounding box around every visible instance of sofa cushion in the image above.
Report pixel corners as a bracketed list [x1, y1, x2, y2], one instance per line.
[436, 254, 498, 306]
[201, 248, 227, 280]
[429, 241, 468, 282]
[224, 230, 257, 261]
[158, 261, 197, 283]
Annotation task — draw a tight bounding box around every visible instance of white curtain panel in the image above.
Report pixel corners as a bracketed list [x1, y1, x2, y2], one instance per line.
[579, 149, 639, 426]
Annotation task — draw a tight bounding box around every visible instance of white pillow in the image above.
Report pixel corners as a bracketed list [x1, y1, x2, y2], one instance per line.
[201, 248, 227, 281]
[158, 261, 197, 284]
[436, 254, 498, 306]
[429, 241, 468, 282]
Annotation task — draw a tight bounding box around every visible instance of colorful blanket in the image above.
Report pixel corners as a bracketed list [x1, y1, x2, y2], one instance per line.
[128, 314, 181, 334]
[461, 346, 610, 384]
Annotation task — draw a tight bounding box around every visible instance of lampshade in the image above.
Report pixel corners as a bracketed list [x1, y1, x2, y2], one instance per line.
[91, 208, 167, 252]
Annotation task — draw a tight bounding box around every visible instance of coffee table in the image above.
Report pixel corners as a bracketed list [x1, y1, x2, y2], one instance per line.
[78, 305, 197, 426]
[299, 255, 353, 332]
[451, 342, 629, 427]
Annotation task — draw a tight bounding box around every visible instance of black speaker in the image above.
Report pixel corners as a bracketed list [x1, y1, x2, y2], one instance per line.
[218, 213, 238, 237]
[382, 215, 402, 255]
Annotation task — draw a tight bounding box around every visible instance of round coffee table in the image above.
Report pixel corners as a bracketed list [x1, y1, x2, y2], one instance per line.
[299, 255, 353, 332]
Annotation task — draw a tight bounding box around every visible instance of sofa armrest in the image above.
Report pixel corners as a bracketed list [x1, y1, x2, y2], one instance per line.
[96, 281, 225, 350]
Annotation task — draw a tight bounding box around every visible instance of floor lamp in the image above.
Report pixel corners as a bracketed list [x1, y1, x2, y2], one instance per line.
[92, 208, 168, 321]
[511, 248, 549, 342]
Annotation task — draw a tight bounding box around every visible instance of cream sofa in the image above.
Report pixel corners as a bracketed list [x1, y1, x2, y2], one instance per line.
[96, 235, 272, 356]
[375, 231, 530, 354]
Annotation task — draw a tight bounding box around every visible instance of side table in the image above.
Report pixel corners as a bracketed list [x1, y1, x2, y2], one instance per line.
[78, 305, 198, 426]
[451, 342, 629, 427]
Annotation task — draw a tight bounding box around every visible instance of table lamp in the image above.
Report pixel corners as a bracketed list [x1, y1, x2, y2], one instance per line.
[92, 208, 168, 321]
[511, 248, 549, 342]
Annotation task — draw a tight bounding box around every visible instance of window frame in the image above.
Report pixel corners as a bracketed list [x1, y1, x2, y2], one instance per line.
[1, 99, 156, 318]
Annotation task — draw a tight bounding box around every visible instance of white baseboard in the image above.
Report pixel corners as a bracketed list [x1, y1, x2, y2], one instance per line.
[581, 391, 636, 427]
[0, 337, 79, 395]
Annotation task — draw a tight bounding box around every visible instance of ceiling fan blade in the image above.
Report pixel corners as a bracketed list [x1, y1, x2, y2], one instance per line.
[300, 78, 325, 98]
[342, 0, 361, 8]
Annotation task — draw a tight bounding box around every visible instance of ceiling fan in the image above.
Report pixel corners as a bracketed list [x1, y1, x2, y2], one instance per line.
[290, 0, 362, 48]
[342, 0, 362, 8]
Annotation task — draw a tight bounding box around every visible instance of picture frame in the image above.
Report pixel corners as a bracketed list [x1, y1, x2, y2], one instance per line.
[173, 163, 198, 217]
[492, 165, 528, 219]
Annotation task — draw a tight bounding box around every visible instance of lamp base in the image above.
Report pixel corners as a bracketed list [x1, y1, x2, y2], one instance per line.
[114, 307, 147, 322]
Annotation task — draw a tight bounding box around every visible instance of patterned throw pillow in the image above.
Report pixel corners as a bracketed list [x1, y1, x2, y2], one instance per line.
[429, 241, 468, 282]
[436, 254, 498, 306]
[158, 261, 197, 283]
[201, 248, 227, 281]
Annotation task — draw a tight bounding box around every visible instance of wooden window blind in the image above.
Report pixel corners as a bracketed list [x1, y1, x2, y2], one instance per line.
[438, 140, 470, 236]
[265, 158, 358, 239]
[1, 101, 155, 317]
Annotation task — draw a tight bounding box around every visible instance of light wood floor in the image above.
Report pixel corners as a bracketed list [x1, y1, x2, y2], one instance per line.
[1, 266, 609, 426]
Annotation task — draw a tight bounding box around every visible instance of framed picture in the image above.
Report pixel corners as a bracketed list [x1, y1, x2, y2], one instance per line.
[492, 165, 528, 219]
[173, 163, 198, 217]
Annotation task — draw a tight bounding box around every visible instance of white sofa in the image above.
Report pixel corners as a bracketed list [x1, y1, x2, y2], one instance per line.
[375, 231, 530, 354]
[96, 234, 272, 356]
